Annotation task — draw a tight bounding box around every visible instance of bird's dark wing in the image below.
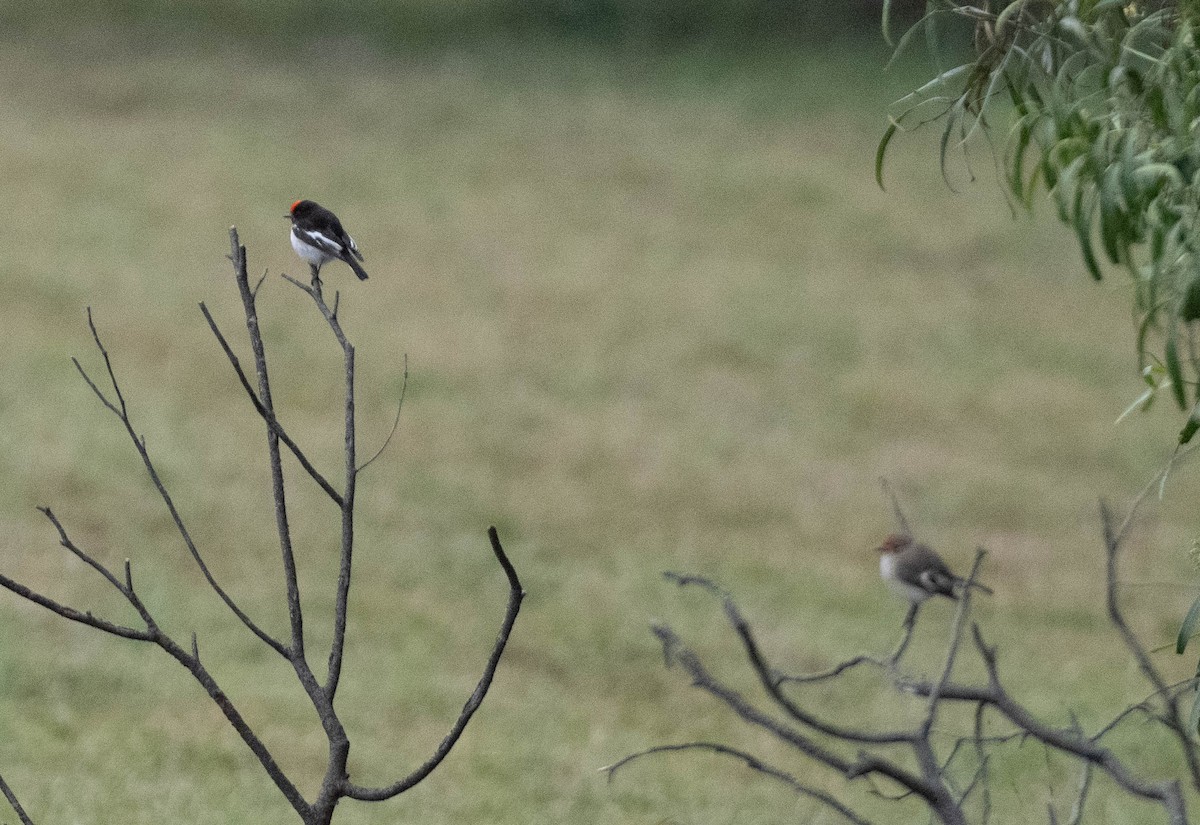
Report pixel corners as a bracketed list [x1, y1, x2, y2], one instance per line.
[918, 568, 959, 600]
[294, 225, 346, 256]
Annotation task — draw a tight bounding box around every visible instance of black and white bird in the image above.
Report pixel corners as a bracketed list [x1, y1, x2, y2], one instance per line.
[876, 533, 992, 604]
[287, 199, 369, 281]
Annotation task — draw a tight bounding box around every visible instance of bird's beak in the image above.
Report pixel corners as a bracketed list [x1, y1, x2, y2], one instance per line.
[283, 214, 291, 219]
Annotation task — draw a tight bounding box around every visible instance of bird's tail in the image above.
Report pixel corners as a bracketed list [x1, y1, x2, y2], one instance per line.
[346, 255, 370, 281]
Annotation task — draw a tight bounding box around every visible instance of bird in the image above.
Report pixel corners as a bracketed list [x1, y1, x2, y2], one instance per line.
[287, 199, 369, 281]
[876, 533, 992, 604]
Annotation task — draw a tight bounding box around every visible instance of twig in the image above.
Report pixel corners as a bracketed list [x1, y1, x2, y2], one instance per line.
[975, 703, 993, 825]
[72, 305, 286, 659]
[198, 303, 344, 507]
[0, 772, 34, 825]
[358, 354, 408, 475]
[645, 620, 939, 802]
[1101, 500, 1200, 791]
[345, 527, 525, 801]
[2, 503, 307, 817]
[920, 549, 986, 739]
[663, 572, 916, 745]
[229, 231, 307, 663]
[1066, 763, 1093, 825]
[880, 477, 912, 536]
[602, 742, 875, 825]
[902, 625, 1189, 825]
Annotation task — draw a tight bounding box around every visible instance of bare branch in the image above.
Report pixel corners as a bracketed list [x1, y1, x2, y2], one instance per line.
[4, 508, 305, 816]
[1066, 763, 1093, 825]
[0, 570, 150, 641]
[649, 619, 943, 804]
[1101, 500, 1200, 791]
[73, 304, 287, 659]
[152, 632, 310, 818]
[901, 625, 1189, 824]
[635, 500, 1196, 825]
[0, 772, 34, 825]
[879, 477, 912, 536]
[198, 302, 344, 508]
[603, 742, 875, 825]
[358, 354, 408, 475]
[344, 527, 524, 802]
[228, 230, 306, 663]
[37, 506, 128, 595]
[2, 230, 527, 825]
[663, 572, 916, 745]
[777, 653, 881, 685]
[920, 548, 986, 739]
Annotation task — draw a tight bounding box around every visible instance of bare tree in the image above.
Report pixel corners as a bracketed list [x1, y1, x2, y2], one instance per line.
[606, 502, 1198, 824]
[0, 229, 525, 825]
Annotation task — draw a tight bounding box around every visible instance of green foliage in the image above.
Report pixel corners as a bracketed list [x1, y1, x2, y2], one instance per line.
[882, 0, 1200, 738]
[879, 1, 1200, 442]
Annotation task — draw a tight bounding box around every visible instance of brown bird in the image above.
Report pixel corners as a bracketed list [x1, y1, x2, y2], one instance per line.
[877, 534, 992, 604]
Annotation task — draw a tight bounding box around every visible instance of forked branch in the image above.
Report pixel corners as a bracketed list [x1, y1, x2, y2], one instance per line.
[622, 507, 1193, 824]
[0, 229, 522, 825]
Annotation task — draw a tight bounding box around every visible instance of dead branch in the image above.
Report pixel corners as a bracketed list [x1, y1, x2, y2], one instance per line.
[0, 773, 34, 825]
[343, 527, 524, 802]
[0, 229, 522, 825]
[1100, 500, 1200, 792]
[603, 742, 877, 825]
[623, 507, 1194, 825]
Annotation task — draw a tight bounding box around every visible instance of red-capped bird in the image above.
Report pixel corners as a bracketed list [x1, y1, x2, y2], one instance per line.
[877, 534, 992, 604]
[287, 199, 369, 281]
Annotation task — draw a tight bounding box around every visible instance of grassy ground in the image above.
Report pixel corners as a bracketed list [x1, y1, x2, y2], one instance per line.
[1, 24, 1198, 825]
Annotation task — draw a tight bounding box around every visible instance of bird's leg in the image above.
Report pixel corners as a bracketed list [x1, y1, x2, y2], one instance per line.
[309, 263, 323, 289]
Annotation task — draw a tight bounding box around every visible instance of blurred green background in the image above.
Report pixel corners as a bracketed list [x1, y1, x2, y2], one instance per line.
[1, 2, 1198, 823]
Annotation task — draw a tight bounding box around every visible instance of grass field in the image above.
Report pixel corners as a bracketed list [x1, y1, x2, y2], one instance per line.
[1, 20, 1199, 825]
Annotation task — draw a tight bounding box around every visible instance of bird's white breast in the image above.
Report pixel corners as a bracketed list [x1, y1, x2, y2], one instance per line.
[880, 554, 932, 603]
[292, 229, 331, 265]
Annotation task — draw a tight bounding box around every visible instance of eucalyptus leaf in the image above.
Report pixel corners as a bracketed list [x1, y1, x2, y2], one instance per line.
[1178, 595, 1200, 654]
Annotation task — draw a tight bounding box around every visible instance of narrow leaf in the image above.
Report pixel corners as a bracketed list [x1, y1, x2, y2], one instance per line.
[1178, 595, 1200, 653]
[876, 122, 898, 190]
[1166, 334, 1187, 409]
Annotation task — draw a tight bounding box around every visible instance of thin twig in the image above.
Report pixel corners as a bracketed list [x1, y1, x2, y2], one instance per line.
[199, 303, 344, 507]
[358, 354, 408, 475]
[903, 626, 1189, 825]
[1066, 763, 1093, 825]
[1092, 678, 1197, 742]
[280, 268, 360, 702]
[72, 307, 287, 658]
[344, 526, 525, 801]
[921, 549, 986, 739]
[602, 742, 875, 825]
[880, 477, 912, 536]
[229, 231, 306, 663]
[975, 703, 993, 825]
[663, 572, 916, 745]
[647, 620, 939, 802]
[0, 772, 34, 825]
[1101, 500, 1200, 791]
